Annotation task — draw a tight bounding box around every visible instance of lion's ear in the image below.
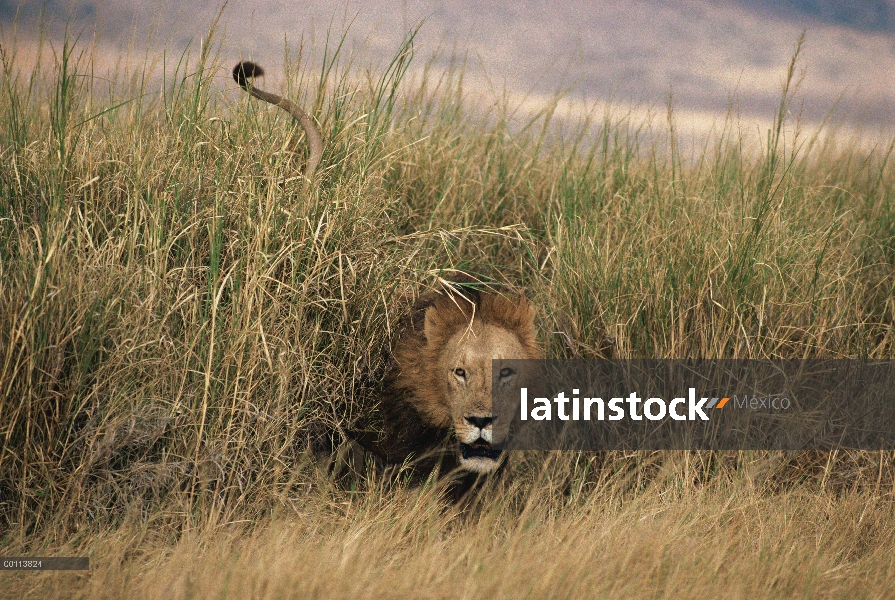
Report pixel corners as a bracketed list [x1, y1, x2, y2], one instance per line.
[423, 306, 439, 341]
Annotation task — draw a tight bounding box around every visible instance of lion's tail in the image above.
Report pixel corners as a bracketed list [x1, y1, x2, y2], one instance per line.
[232, 61, 324, 186]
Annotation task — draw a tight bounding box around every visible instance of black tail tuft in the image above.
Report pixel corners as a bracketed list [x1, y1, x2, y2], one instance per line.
[232, 61, 264, 89]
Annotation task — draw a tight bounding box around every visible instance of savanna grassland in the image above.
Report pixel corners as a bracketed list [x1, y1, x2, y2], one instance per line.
[2, 21, 895, 598]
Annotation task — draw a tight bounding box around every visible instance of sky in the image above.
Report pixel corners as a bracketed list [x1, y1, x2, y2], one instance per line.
[2, 0, 895, 141]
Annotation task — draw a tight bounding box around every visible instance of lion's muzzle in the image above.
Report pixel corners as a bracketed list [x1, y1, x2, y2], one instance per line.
[456, 414, 504, 472]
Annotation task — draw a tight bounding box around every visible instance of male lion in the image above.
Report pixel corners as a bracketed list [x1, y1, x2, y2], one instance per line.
[232, 63, 541, 490]
[352, 278, 541, 491]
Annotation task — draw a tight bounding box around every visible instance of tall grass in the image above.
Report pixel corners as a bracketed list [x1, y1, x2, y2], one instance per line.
[1, 22, 894, 598]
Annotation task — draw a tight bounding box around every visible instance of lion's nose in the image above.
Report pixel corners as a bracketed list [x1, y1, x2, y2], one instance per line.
[465, 415, 493, 429]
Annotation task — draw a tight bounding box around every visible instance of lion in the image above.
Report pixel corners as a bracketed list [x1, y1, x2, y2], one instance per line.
[350, 278, 541, 493]
[232, 63, 541, 490]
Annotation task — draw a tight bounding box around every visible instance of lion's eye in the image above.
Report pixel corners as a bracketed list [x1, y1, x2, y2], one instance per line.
[499, 367, 515, 378]
[454, 368, 466, 379]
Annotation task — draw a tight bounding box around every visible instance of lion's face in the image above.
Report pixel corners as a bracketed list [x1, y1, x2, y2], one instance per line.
[434, 322, 528, 473]
[390, 288, 539, 476]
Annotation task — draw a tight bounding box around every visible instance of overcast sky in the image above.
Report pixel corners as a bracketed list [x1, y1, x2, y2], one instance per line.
[3, 1, 895, 140]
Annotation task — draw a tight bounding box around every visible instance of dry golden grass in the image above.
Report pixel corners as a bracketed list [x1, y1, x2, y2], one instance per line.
[1, 23, 894, 599]
[6, 456, 895, 599]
